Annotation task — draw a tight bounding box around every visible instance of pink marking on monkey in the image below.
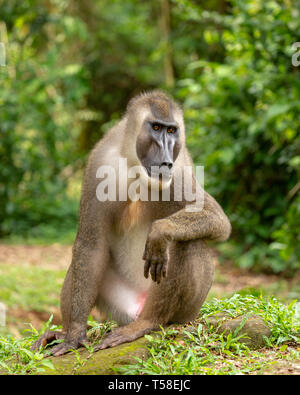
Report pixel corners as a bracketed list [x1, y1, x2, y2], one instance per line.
[134, 291, 147, 318]
[100, 267, 148, 320]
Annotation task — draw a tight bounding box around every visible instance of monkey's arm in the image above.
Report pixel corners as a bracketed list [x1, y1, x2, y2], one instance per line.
[143, 189, 231, 283]
[155, 190, 231, 242]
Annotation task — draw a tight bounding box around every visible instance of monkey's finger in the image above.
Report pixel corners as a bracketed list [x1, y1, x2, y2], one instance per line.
[31, 335, 49, 351]
[150, 261, 157, 282]
[144, 260, 151, 278]
[100, 332, 133, 349]
[155, 263, 163, 284]
[51, 343, 73, 357]
[31, 330, 63, 351]
[52, 347, 66, 357]
[164, 249, 170, 274]
[31, 337, 44, 351]
[142, 248, 147, 261]
[99, 333, 121, 349]
[162, 263, 167, 278]
[79, 339, 91, 349]
[104, 336, 123, 348]
[109, 337, 130, 348]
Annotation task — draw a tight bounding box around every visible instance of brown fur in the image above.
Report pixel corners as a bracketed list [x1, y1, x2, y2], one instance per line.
[32, 90, 231, 356]
[127, 90, 181, 120]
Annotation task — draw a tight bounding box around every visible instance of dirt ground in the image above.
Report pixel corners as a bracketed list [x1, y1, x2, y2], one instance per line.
[0, 243, 294, 286]
[0, 243, 73, 270]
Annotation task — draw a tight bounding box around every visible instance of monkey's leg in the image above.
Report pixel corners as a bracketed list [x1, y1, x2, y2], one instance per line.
[50, 241, 110, 356]
[33, 239, 109, 356]
[99, 240, 214, 349]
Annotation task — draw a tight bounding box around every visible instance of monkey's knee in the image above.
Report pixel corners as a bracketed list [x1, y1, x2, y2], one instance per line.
[184, 239, 214, 298]
[166, 241, 214, 323]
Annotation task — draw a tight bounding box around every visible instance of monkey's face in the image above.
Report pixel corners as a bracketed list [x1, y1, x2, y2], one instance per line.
[136, 117, 182, 183]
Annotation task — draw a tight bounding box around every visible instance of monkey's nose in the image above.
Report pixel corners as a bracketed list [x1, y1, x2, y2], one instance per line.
[161, 162, 173, 170]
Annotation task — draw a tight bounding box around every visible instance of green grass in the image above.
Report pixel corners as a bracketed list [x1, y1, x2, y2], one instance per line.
[0, 320, 56, 374]
[0, 240, 299, 375]
[201, 294, 300, 346]
[0, 294, 299, 375]
[0, 262, 66, 338]
[0, 316, 116, 375]
[0, 264, 65, 312]
[115, 294, 300, 375]
[1, 229, 76, 246]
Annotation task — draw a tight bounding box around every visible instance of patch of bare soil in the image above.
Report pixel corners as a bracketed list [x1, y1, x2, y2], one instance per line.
[213, 262, 280, 293]
[211, 346, 300, 375]
[212, 258, 300, 300]
[6, 308, 62, 337]
[0, 243, 72, 270]
[0, 243, 287, 289]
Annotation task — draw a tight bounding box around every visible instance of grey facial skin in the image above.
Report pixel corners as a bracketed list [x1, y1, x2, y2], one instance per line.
[140, 119, 180, 179]
[136, 98, 182, 181]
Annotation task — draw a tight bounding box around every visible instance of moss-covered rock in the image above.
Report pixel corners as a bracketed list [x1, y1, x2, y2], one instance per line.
[41, 337, 150, 375]
[40, 313, 272, 374]
[205, 313, 271, 349]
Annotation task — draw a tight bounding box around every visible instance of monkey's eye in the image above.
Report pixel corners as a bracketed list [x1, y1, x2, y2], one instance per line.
[152, 123, 161, 131]
[167, 126, 176, 133]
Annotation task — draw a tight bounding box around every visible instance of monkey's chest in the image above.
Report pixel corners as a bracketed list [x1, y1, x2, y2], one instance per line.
[110, 223, 152, 291]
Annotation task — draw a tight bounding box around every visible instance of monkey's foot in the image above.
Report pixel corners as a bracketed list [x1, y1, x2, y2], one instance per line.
[50, 337, 90, 357]
[31, 330, 65, 351]
[96, 319, 156, 350]
[32, 330, 90, 357]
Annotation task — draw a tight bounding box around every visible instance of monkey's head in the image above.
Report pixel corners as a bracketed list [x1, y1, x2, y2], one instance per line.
[125, 91, 185, 188]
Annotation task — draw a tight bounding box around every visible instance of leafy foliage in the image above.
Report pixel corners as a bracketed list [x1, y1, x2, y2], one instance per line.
[0, 0, 299, 273]
[175, 0, 300, 273]
[0, 0, 85, 238]
[0, 316, 57, 374]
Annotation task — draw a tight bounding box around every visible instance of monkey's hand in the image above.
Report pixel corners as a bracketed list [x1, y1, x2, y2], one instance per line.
[143, 226, 170, 284]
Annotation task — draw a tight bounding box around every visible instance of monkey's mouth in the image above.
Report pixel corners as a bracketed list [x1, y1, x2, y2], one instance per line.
[145, 166, 173, 180]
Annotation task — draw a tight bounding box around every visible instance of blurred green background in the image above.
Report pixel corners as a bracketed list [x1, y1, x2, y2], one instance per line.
[0, 0, 299, 275]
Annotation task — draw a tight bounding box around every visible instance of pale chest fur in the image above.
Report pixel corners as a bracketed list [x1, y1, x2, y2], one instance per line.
[110, 201, 152, 291]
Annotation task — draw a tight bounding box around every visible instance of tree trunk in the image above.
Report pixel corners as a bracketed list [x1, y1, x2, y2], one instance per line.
[160, 0, 175, 88]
